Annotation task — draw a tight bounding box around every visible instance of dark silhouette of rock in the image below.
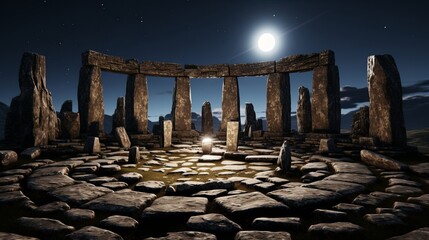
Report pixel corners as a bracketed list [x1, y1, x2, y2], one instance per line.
[62, 112, 80, 139]
[5, 52, 60, 147]
[126, 74, 148, 133]
[351, 106, 369, 138]
[201, 101, 213, 135]
[0, 101, 8, 140]
[60, 100, 73, 113]
[266, 73, 290, 136]
[368, 54, 406, 147]
[297, 86, 312, 133]
[244, 103, 257, 137]
[113, 97, 125, 130]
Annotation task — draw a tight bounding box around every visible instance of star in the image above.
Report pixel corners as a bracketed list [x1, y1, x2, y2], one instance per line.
[383, 25, 387, 29]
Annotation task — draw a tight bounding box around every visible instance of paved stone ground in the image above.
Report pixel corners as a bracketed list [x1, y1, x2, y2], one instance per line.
[0, 138, 428, 240]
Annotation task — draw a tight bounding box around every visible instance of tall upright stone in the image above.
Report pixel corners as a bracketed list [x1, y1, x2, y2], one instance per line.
[311, 64, 340, 133]
[112, 97, 125, 130]
[297, 86, 312, 133]
[221, 77, 240, 132]
[351, 106, 370, 138]
[5, 52, 60, 147]
[171, 77, 192, 131]
[226, 121, 239, 152]
[367, 55, 406, 147]
[266, 73, 291, 136]
[126, 74, 148, 133]
[201, 101, 213, 135]
[78, 65, 104, 137]
[244, 103, 257, 137]
[163, 120, 172, 148]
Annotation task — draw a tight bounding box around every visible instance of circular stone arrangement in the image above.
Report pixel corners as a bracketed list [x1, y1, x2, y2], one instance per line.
[0, 140, 429, 240]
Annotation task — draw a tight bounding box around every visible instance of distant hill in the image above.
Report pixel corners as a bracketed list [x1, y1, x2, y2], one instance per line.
[164, 112, 221, 132]
[0, 101, 9, 140]
[104, 115, 154, 133]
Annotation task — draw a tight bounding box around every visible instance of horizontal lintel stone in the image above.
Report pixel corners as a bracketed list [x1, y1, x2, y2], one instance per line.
[184, 64, 229, 78]
[139, 61, 185, 77]
[82, 50, 139, 74]
[276, 50, 335, 73]
[229, 61, 275, 76]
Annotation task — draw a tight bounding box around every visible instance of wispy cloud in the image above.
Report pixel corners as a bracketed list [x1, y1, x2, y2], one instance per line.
[156, 90, 173, 96]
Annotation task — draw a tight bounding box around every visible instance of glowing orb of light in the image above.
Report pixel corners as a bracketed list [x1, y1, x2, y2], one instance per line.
[258, 33, 276, 52]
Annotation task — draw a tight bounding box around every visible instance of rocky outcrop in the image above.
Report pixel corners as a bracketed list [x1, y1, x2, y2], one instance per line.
[368, 55, 406, 147]
[5, 52, 60, 147]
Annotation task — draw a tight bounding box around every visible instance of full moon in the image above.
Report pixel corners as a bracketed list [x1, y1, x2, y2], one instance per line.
[258, 33, 275, 52]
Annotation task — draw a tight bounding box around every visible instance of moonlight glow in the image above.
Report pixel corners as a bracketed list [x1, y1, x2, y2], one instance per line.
[258, 33, 276, 52]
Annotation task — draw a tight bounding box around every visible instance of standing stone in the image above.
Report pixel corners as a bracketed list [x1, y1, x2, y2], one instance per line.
[112, 97, 125, 130]
[221, 77, 240, 132]
[163, 120, 172, 148]
[319, 138, 336, 153]
[114, 127, 131, 149]
[78, 65, 104, 137]
[297, 86, 312, 133]
[226, 121, 239, 152]
[62, 112, 80, 139]
[5, 52, 60, 147]
[84, 137, 100, 154]
[60, 100, 73, 114]
[244, 103, 257, 137]
[266, 73, 291, 136]
[277, 141, 291, 173]
[126, 74, 148, 134]
[351, 106, 370, 138]
[171, 77, 192, 131]
[128, 146, 140, 164]
[256, 119, 263, 131]
[201, 101, 213, 135]
[312, 64, 340, 133]
[367, 55, 406, 147]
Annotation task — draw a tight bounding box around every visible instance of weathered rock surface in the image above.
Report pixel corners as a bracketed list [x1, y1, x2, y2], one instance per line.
[409, 162, 429, 177]
[297, 86, 312, 133]
[84, 137, 101, 154]
[114, 127, 131, 149]
[360, 150, 407, 170]
[226, 121, 239, 152]
[5, 52, 60, 147]
[368, 54, 406, 147]
[126, 74, 148, 133]
[142, 196, 208, 220]
[171, 77, 192, 131]
[99, 215, 139, 232]
[303, 179, 366, 197]
[135, 181, 166, 193]
[0, 232, 39, 240]
[27, 174, 75, 193]
[351, 106, 370, 137]
[252, 217, 301, 231]
[66, 226, 123, 240]
[234, 230, 292, 240]
[221, 77, 240, 132]
[308, 222, 365, 240]
[187, 213, 242, 236]
[0, 150, 18, 166]
[78, 65, 104, 136]
[61, 112, 80, 139]
[266, 73, 290, 135]
[268, 187, 341, 211]
[387, 227, 429, 240]
[16, 217, 74, 239]
[144, 231, 216, 240]
[214, 191, 289, 219]
[63, 208, 95, 223]
[49, 183, 113, 205]
[82, 190, 156, 217]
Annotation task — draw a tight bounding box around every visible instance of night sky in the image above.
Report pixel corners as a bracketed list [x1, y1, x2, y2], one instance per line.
[1, 0, 428, 122]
